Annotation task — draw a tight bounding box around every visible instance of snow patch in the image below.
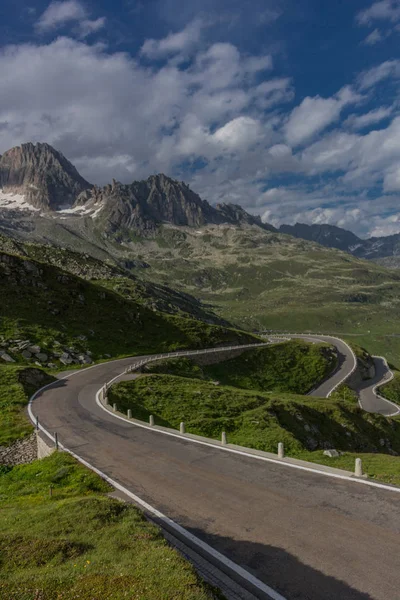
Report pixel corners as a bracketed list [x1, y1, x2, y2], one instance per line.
[0, 190, 40, 212]
[57, 203, 104, 218]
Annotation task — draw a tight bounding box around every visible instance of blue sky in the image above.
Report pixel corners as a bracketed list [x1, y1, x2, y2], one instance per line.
[1, 0, 400, 236]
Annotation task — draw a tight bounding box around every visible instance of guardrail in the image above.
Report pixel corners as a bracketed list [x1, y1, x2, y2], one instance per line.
[98, 341, 273, 403]
[124, 341, 272, 374]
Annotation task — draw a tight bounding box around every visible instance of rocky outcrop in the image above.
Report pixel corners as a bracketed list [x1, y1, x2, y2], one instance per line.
[0, 143, 91, 210]
[76, 173, 276, 236]
[216, 203, 277, 231]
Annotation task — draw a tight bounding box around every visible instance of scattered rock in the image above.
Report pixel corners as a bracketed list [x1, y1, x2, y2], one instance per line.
[28, 345, 41, 354]
[22, 350, 32, 359]
[323, 449, 340, 458]
[35, 353, 48, 362]
[1, 353, 15, 363]
[60, 356, 73, 365]
[0, 433, 37, 465]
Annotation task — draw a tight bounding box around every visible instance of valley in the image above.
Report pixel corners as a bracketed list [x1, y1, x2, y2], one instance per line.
[1, 141, 400, 600]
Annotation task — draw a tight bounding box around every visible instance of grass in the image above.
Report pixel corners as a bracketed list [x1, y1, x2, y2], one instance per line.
[0, 453, 219, 600]
[203, 341, 337, 394]
[296, 450, 400, 486]
[379, 370, 400, 404]
[124, 224, 400, 366]
[145, 341, 337, 394]
[0, 365, 54, 446]
[108, 375, 400, 457]
[0, 250, 258, 365]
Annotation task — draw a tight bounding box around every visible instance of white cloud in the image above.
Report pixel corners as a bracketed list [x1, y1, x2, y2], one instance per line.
[344, 106, 393, 129]
[141, 20, 204, 59]
[284, 86, 360, 147]
[79, 17, 106, 38]
[0, 35, 280, 189]
[36, 1, 106, 37]
[213, 116, 262, 150]
[357, 1, 400, 25]
[363, 28, 385, 44]
[36, 1, 86, 31]
[3, 22, 400, 238]
[369, 214, 400, 236]
[358, 59, 400, 89]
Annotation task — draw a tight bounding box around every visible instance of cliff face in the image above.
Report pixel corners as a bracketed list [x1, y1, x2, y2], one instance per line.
[0, 143, 91, 210]
[76, 174, 276, 235]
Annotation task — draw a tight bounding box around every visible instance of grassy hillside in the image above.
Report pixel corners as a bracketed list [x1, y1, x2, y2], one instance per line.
[145, 341, 337, 394]
[0, 233, 226, 325]
[109, 375, 400, 457]
[0, 453, 218, 600]
[0, 366, 53, 446]
[0, 251, 258, 367]
[113, 224, 400, 364]
[379, 371, 400, 404]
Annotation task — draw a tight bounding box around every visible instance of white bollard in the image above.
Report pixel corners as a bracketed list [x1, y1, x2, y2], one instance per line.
[149, 415, 155, 426]
[180, 422, 186, 434]
[113, 403, 117, 412]
[355, 458, 363, 477]
[278, 442, 284, 459]
[221, 431, 227, 445]
[127, 409, 132, 419]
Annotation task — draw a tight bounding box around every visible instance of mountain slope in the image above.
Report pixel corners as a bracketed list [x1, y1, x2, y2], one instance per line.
[279, 223, 361, 253]
[279, 222, 400, 262]
[0, 250, 257, 367]
[0, 233, 227, 325]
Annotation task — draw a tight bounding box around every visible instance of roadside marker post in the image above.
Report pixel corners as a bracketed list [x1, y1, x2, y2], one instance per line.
[54, 432, 59, 450]
[149, 415, 155, 426]
[180, 422, 186, 434]
[36, 415, 39, 431]
[278, 442, 284, 459]
[113, 403, 117, 412]
[355, 458, 363, 477]
[127, 409, 132, 419]
[221, 431, 227, 445]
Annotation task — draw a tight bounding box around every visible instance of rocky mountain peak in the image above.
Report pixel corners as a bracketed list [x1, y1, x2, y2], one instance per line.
[0, 142, 92, 210]
[215, 203, 277, 231]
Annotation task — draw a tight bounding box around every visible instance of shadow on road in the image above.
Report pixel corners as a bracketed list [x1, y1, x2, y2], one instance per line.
[181, 527, 374, 600]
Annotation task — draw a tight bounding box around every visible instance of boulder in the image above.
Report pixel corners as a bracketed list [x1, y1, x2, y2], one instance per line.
[60, 356, 73, 365]
[35, 353, 48, 362]
[22, 350, 32, 359]
[28, 345, 41, 354]
[0, 353, 15, 363]
[323, 449, 340, 458]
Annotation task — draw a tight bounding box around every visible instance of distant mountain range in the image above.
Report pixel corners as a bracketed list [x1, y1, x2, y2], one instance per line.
[0, 142, 399, 266]
[279, 223, 400, 264]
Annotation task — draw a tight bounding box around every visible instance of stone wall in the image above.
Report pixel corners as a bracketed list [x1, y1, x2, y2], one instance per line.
[37, 431, 56, 459]
[0, 433, 37, 465]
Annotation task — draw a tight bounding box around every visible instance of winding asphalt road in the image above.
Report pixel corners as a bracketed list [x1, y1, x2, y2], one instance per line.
[29, 338, 400, 600]
[358, 356, 400, 417]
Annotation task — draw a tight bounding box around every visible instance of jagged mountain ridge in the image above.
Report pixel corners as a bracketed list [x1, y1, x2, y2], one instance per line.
[279, 222, 400, 262]
[0, 142, 275, 234]
[0, 143, 91, 210]
[1, 142, 399, 264]
[75, 174, 276, 234]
